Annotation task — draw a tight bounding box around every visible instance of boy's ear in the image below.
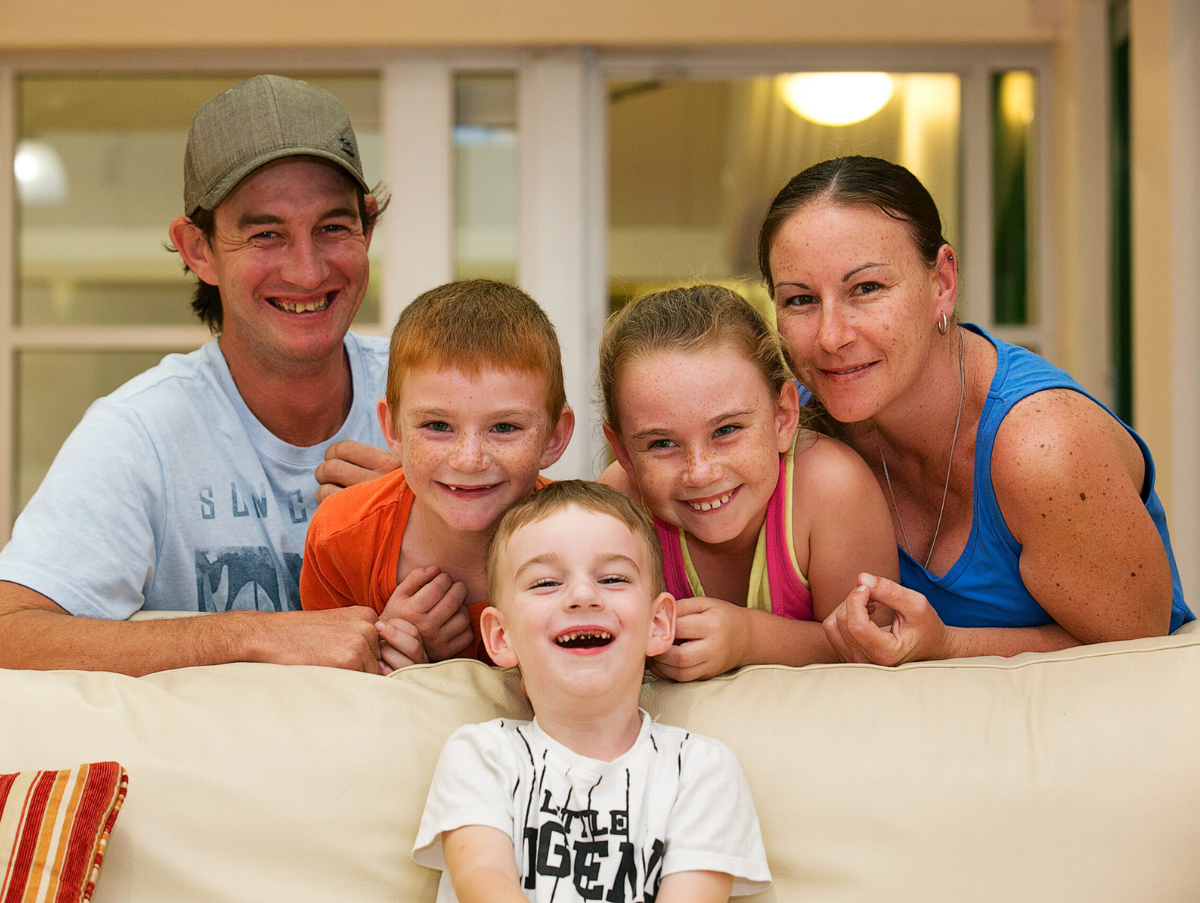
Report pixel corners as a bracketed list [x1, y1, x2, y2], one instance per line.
[645, 592, 676, 657]
[774, 380, 801, 453]
[377, 398, 404, 458]
[603, 423, 639, 489]
[480, 605, 519, 669]
[538, 405, 575, 470]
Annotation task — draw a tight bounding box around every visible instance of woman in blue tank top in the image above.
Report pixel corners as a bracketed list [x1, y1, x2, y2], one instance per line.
[756, 156, 1192, 664]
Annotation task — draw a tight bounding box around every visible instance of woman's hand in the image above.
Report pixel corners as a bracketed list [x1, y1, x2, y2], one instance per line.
[650, 596, 752, 681]
[822, 573, 954, 665]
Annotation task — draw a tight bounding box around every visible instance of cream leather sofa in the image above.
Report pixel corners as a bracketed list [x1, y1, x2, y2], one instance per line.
[3, 623, 1200, 902]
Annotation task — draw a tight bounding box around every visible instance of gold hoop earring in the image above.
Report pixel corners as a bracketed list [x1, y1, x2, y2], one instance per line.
[937, 312, 948, 336]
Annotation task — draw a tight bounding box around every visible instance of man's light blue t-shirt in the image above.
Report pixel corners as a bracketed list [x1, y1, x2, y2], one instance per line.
[0, 333, 389, 619]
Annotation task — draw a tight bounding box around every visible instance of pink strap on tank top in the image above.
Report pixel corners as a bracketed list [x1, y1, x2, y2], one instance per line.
[653, 453, 813, 620]
[655, 516, 694, 602]
[765, 453, 813, 621]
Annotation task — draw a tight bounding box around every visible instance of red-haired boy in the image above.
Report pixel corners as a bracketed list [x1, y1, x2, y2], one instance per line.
[300, 280, 573, 671]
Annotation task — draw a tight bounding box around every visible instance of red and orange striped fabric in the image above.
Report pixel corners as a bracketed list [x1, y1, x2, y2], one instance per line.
[0, 762, 127, 903]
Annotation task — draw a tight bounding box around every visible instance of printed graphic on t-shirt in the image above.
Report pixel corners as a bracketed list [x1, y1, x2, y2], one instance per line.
[514, 729, 670, 902]
[522, 781, 664, 901]
[199, 482, 310, 524]
[195, 548, 302, 612]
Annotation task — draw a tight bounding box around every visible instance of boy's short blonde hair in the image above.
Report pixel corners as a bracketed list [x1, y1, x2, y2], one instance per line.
[387, 280, 566, 428]
[486, 481, 666, 603]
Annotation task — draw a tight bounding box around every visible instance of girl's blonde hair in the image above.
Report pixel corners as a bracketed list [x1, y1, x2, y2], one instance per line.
[598, 284, 800, 434]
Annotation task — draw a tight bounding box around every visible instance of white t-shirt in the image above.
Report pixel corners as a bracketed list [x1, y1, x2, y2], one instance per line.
[413, 711, 771, 902]
[0, 333, 389, 618]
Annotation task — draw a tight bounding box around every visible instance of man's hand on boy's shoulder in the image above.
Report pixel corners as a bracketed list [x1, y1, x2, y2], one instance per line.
[380, 566, 473, 662]
[314, 440, 400, 503]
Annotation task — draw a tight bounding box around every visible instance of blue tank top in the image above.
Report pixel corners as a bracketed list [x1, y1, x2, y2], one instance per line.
[898, 325, 1193, 633]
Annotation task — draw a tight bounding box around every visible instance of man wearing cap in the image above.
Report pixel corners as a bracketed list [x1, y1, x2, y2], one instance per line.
[0, 75, 400, 675]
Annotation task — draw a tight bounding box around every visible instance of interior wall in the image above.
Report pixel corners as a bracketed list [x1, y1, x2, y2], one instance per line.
[1130, 0, 1174, 502]
[1167, 0, 1200, 604]
[1051, 0, 1111, 404]
[0, 0, 1059, 50]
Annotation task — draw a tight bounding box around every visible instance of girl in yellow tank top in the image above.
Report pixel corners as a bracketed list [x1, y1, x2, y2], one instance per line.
[598, 285, 898, 681]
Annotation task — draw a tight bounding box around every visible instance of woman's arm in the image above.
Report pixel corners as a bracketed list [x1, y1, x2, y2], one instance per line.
[993, 388, 1173, 640]
[822, 574, 1080, 664]
[823, 389, 1174, 664]
[443, 825, 526, 903]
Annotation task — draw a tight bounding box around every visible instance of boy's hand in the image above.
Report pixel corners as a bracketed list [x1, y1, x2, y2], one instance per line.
[375, 618, 428, 674]
[380, 566, 473, 661]
[314, 441, 400, 503]
[649, 596, 750, 681]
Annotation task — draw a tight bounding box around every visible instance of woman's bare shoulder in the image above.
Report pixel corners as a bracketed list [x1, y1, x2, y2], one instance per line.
[991, 388, 1145, 539]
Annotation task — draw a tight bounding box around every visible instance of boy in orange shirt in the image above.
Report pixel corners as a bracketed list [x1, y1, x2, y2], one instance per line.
[300, 280, 574, 672]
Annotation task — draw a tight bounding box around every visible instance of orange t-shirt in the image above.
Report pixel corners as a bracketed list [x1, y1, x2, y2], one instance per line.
[300, 467, 547, 663]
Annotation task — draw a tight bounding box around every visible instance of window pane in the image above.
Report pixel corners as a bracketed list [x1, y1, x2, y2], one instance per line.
[992, 70, 1035, 326]
[16, 74, 382, 328]
[14, 350, 169, 515]
[454, 73, 518, 282]
[608, 74, 961, 322]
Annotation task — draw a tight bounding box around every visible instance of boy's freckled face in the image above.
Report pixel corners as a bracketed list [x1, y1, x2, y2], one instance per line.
[390, 365, 555, 534]
[489, 506, 674, 702]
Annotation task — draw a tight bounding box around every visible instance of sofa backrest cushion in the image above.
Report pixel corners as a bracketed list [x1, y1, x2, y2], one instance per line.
[2, 629, 1199, 902]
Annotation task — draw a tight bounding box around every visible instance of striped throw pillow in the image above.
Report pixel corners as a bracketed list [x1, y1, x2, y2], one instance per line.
[0, 762, 128, 903]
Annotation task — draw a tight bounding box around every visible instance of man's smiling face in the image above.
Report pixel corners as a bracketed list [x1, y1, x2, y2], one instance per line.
[196, 156, 373, 375]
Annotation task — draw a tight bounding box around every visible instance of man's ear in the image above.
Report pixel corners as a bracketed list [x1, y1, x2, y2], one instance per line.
[377, 398, 404, 458]
[538, 405, 575, 470]
[602, 423, 639, 490]
[168, 216, 219, 286]
[774, 380, 801, 453]
[362, 194, 379, 249]
[480, 605, 519, 669]
[645, 592, 676, 657]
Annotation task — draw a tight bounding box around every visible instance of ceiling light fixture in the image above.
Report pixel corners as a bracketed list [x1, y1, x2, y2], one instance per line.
[13, 140, 68, 206]
[780, 72, 896, 127]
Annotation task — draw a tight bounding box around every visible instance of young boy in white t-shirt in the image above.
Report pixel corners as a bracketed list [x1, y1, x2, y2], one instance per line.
[412, 480, 772, 902]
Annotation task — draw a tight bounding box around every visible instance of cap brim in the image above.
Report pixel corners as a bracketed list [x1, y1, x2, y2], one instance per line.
[191, 147, 371, 214]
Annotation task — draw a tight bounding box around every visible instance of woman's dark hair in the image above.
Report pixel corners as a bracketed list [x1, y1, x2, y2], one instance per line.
[179, 181, 389, 334]
[757, 156, 947, 295]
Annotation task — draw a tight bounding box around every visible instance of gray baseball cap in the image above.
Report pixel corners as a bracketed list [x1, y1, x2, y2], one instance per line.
[183, 74, 370, 214]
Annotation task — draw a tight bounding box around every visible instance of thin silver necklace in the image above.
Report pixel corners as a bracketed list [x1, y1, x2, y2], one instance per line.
[875, 329, 966, 570]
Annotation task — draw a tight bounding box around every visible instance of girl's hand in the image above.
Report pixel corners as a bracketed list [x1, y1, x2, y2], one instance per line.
[822, 573, 956, 665]
[650, 596, 751, 681]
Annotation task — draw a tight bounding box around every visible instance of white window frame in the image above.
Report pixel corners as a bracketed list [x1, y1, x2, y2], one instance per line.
[596, 45, 1056, 348]
[0, 44, 1058, 543]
